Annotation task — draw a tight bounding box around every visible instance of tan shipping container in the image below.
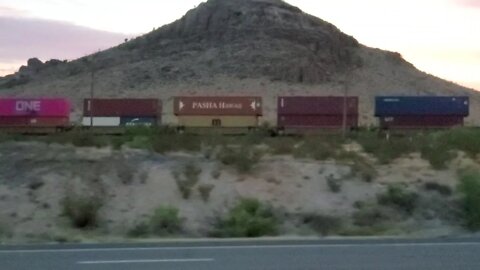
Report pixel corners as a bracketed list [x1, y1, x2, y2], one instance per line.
[174, 96, 262, 116]
[177, 116, 259, 128]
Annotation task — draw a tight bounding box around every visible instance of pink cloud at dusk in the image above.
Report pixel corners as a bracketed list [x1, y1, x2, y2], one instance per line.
[0, 15, 130, 76]
[455, 0, 480, 8]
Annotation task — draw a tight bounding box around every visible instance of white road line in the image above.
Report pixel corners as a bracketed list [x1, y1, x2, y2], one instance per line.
[77, 258, 214, 265]
[1, 242, 480, 254]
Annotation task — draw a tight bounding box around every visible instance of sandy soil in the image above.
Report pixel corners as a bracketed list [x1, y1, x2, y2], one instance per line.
[0, 141, 476, 243]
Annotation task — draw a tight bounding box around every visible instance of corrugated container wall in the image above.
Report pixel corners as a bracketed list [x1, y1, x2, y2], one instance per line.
[375, 96, 469, 116]
[0, 117, 69, 127]
[277, 96, 359, 129]
[278, 115, 358, 129]
[174, 97, 262, 116]
[379, 116, 464, 129]
[0, 98, 70, 117]
[278, 96, 359, 115]
[177, 116, 258, 128]
[83, 99, 161, 117]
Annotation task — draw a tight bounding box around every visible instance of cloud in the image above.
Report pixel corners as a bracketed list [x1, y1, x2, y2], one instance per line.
[0, 16, 130, 74]
[0, 6, 27, 17]
[455, 0, 480, 8]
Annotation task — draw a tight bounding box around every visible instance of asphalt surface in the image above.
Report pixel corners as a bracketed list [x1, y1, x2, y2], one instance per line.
[1, 238, 480, 270]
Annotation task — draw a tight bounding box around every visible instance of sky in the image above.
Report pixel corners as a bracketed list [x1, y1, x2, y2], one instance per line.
[0, 0, 479, 90]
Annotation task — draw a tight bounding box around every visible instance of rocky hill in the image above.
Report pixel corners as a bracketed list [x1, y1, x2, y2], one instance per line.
[0, 0, 479, 125]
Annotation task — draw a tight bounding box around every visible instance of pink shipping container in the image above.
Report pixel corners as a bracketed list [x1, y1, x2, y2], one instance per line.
[278, 115, 358, 129]
[278, 96, 359, 115]
[0, 117, 69, 127]
[174, 96, 262, 116]
[379, 116, 464, 129]
[0, 98, 70, 118]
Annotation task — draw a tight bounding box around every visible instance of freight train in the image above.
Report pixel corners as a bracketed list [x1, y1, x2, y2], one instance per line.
[0, 95, 470, 134]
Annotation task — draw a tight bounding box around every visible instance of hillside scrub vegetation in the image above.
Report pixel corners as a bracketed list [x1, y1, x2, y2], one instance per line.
[458, 171, 480, 231]
[211, 199, 279, 237]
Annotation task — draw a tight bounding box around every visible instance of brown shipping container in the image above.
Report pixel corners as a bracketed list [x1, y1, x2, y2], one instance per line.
[278, 96, 359, 115]
[0, 117, 69, 127]
[177, 116, 259, 128]
[278, 115, 358, 129]
[174, 97, 262, 116]
[83, 99, 160, 117]
[379, 116, 464, 129]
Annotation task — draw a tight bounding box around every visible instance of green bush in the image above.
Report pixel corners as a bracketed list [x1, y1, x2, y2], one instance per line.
[302, 214, 342, 235]
[218, 146, 263, 173]
[356, 134, 417, 164]
[126, 136, 152, 150]
[458, 171, 480, 230]
[352, 205, 398, 227]
[423, 182, 452, 196]
[149, 206, 182, 236]
[152, 134, 201, 153]
[337, 151, 377, 182]
[293, 136, 341, 161]
[377, 185, 418, 214]
[174, 163, 201, 199]
[198, 184, 215, 202]
[127, 222, 150, 238]
[326, 176, 342, 193]
[62, 193, 102, 229]
[212, 199, 279, 237]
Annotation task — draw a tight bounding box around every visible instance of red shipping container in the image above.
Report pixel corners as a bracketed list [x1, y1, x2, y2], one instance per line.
[174, 97, 262, 116]
[278, 115, 358, 129]
[83, 99, 161, 117]
[278, 96, 359, 115]
[0, 117, 69, 127]
[0, 98, 70, 117]
[379, 116, 464, 129]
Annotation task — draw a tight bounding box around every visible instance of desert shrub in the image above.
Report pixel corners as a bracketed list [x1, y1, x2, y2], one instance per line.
[352, 205, 398, 227]
[337, 151, 377, 182]
[377, 184, 418, 214]
[152, 134, 201, 153]
[294, 136, 341, 161]
[423, 182, 453, 196]
[326, 176, 342, 193]
[61, 193, 102, 229]
[126, 136, 152, 150]
[0, 222, 11, 239]
[212, 199, 279, 237]
[174, 163, 201, 199]
[198, 184, 215, 202]
[218, 146, 263, 173]
[355, 133, 418, 164]
[458, 171, 480, 230]
[127, 222, 150, 238]
[439, 129, 480, 157]
[302, 214, 342, 235]
[266, 137, 297, 155]
[149, 206, 182, 236]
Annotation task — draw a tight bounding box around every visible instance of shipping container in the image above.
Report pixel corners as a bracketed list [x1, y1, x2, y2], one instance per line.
[278, 115, 358, 129]
[174, 96, 262, 116]
[177, 116, 259, 128]
[0, 98, 70, 117]
[375, 96, 469, 116]
[0, 117, 69, 127]
[82, 117, 121, 127]
[379, 116, 464, 129]
[120, 117, 157, 127]
[278, 96, 359, 115]
[83, 99, 160, 117]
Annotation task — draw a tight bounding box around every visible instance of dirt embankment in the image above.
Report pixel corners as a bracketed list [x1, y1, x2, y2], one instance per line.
[0, 140, 476, 243]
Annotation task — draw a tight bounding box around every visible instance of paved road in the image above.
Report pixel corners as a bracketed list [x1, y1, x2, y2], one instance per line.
[1, 238, 480, 270]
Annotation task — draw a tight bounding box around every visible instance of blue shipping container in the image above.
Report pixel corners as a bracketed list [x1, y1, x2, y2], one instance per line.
[375, 96, 469, 116]
[120, 117, 157, 127]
